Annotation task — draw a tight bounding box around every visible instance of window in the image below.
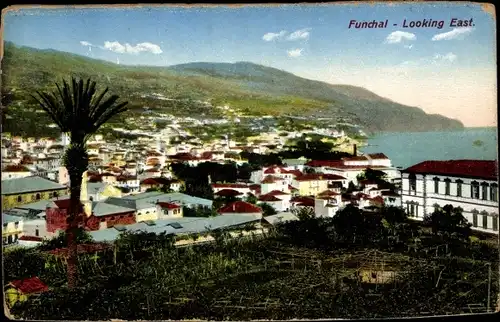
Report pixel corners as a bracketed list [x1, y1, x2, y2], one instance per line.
[410, 204, 415, 216]
[433, 177, 440, 193]
[493, 216, 498, 231]
[35, 229, 39, 237]
[482, 213, 488, 229]
[14, 222, 19, 229]
[17, 195, 22, 203]
[409, 174, 416, 192]
[490, 183, 498, 202]
[35, 193, 41, 200]
[472, 211, 478, 227]
[444, 179, 451, 195]
[14, 234, 18, 242]
[53, 191, 59, 197]
[481, 182, 489, 201]
[471, 182, 480, 199]
[456, 180, 463, 197]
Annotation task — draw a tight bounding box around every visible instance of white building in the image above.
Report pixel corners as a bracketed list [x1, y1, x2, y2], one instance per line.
[400, 160, 498, 234]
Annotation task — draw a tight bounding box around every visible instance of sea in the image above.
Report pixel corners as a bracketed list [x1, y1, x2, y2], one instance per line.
[361, 127, 498, 169]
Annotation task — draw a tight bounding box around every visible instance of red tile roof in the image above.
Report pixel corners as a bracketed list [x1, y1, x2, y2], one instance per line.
[288, 185, 298, 191]
[141, 178, 159, 185]
[343, 156, 369, 161]
[3, 165, 31, 172]
[367, 153, 389, 160]
[267, 190, 290, 196]
[403, 160, 498, 180]
[286, 169, 304, 177]
[218, 201, 262, 214]
[318, 190, 340, 197]
[323, 174, 347, 180]
[215, 189, 244, 197]
[157, 202, 180, 209]
[53, 199, 80, 210]
[369, 196, 385, 205]
[10, 277, 48, 294]
[258, 194, 282, 202]
[19, 236, 44, 242]
[200, 151, 213, 159]
[261, 175, 283, 184]
[294, 173, 330, 181]
[263, 166, 286, 174]
[169, 152, 198, 160]
[212, 183, 248, 189]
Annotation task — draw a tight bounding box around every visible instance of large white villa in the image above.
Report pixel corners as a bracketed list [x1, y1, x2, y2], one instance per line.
[400, 160, 499, 234]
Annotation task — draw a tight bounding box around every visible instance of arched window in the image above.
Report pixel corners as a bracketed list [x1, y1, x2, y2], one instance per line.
[409, 174, 416, 192]
[35, 193, 41, 200]
[444, 178, 451, 195]
[53, 191, 59, 197]
[471, 209, 479, 227]
[490, 183, 498, 202]
[481, 182, 489, 201]
[492, 214, 498, 231]
[17, 195, 22, 203]
[433, 177, 440, 193]
[455, 179, 463, 197]
[471, 181, 479, 199]
[480, 211, 488, 229]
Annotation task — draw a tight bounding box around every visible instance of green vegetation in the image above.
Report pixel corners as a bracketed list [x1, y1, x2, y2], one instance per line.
[5, 205, 498, 320]
[2, 42, 464, 138]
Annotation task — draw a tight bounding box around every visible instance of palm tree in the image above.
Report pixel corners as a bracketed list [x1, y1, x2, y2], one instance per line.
[32, 77, 128, 288]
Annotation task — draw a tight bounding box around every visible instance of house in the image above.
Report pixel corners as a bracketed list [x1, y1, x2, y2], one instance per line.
[215, 189, 245, 199]
[2, 165, 32, 180]
[1, 176, 68, 210]
[400, 160, 499, 234]
[306, 153, 398, 185]
[292, 173, 330, 197]
[290, 196, 315, 210]
[5, 277, 49, 308]
[17, 235, 44, 248]
[156, 202, 183, 218]
[315, 190, 342, 218]
[22, 218, 53, 240]
[261, 175, 289, 195]
[105, 191, 213, 223]
[218, 201, 263, 218]
[2, 213, 24, 245]
[381, 191, 401, 207]
[282, 157, 309, 171]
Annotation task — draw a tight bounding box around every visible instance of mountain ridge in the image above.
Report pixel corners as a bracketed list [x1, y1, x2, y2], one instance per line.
[2, 41, 464, 134]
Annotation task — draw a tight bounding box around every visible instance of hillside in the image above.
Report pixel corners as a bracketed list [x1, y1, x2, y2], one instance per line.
[1, 42, 464, 137]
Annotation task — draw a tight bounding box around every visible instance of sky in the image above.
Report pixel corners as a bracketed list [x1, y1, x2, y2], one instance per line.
[3, 3, 497, 127]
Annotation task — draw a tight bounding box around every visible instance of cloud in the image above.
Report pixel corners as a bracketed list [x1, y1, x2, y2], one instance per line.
[103, 41, 163, 54]
[287, 28, 311, 41]
[384, 31, 416, 44]
[434, 52, 457, 62]
[262, 30, 286, 41]
[404, 44, 413, 49]
[287, 48, 303, 58]
[431, 27, 473, 41]
[80, 41, 93, 47]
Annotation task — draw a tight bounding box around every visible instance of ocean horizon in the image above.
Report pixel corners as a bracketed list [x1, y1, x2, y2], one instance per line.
[362, 127, 498, 169]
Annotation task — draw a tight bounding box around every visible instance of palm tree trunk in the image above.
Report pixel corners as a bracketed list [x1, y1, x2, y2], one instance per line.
[67, 171, 84, 288]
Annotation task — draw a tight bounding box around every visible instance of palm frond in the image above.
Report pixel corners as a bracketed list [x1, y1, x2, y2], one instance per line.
[32, 76, 129, 143]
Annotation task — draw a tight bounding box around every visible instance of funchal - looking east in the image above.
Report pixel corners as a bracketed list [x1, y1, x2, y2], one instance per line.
[1, 2, 499, 320]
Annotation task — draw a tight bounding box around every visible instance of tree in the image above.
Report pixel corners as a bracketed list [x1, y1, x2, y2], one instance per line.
[245, 194, 258, 204]
[423, 205, 471, 241]
[291, 206, 315, 220]
[260, 203, 277, 217]
[32, 77, 128, 288]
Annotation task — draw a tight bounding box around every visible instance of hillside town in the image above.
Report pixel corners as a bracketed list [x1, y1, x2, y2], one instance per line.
[2, 127, 498, 248]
